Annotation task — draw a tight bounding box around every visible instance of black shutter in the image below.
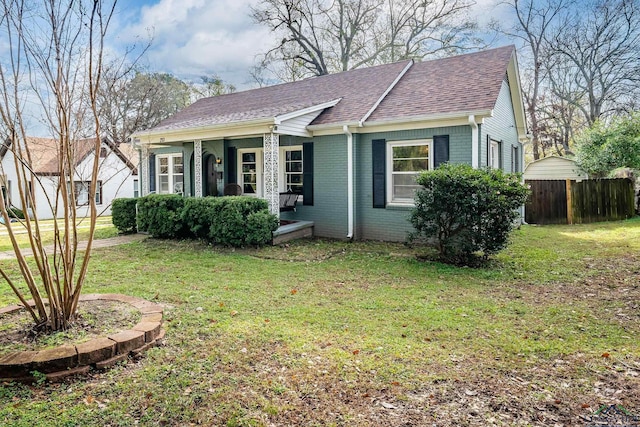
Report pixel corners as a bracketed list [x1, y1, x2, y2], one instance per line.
[498, 140, 503, 169]
[149, 153, 156, 193]
[302, 142, 314, 206]
[486, 135, 491, 166]
[433, 135, 450, 168]
[372, 139, 386, 208]
[226, 146, 236, 184]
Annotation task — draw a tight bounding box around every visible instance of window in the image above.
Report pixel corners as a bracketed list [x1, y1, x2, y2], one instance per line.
[133, 179, 139, 198]
[282, 147, 303, 194]
[511, 146, 520, 173]
[236, 145, 304, 197]
[239, 149, 262, 196]
[72, 181, 102, 206]
[489, 139, 501, 169]
[1, 176, 9, 207]
[99, 147, 108, 158]
[387, 140, 431, 204]
[157, 154, 183, 194]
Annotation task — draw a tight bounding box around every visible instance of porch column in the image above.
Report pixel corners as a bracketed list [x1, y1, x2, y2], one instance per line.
[194, 139, 203, 197]
[263, 132, 280, 217]
[140, 145, 149, 196]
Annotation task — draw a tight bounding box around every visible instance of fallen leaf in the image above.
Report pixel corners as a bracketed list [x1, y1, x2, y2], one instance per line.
[601, 352, 610, 358]
[391, 381, 400, 386]
[581, 403, 590, 409]
[230, 310, 238, 316]
[264, 318, 270, 323]
[290, 289, 298, 295]
[465, 390, 478, 396]
[380, 401, 397, 409]
[352, 349, 360, 355]
[219, 302, 225, 308]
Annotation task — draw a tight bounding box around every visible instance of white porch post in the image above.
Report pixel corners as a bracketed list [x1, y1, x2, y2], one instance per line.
[263, 132, 280, 217]
[140, 146, 149, 195]
[194, 139, 202, 197]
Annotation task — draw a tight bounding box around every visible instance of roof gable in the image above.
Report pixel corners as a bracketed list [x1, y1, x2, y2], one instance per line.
[365, 46, 516, 123]
[1, 137, 138, 175]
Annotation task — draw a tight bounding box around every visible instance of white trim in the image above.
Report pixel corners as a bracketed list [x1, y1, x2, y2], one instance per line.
[469, 115, 479, 168]
[278, 145, 304, 196]
[386, 139, 433, 206]
[343, 126, 354, 239]
[358, 61, 414, 126]
[237, 148, 264, 197]
[274, 99, 341, 123]
[156, 153, 184, 194]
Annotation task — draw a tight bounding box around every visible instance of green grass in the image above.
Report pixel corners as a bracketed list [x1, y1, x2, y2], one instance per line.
[0, 216, 117, 252]
[1, 218, 639, 426]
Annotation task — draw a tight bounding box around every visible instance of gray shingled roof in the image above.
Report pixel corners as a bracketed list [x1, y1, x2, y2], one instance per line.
[145, 46, 515, 133]
[149, 60, 412, 132]
[366, 46, 515, 123]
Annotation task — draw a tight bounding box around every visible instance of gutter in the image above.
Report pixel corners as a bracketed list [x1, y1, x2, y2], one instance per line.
[469, 115, 479, 168]
[343, 125, 354, 240]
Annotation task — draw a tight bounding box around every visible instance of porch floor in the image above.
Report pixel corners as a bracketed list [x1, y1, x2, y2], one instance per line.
[272, 220, 314, 245]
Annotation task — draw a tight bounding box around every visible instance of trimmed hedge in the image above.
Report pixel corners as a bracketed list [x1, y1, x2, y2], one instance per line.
[111, 198, 138, 234]
[136, 194, 187, 239]
[134, 194, 278, 247]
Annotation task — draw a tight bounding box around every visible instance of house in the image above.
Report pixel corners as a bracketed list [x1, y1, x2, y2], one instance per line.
[0, 137, 138, 220]
[131, 45, 527, 242]
[524, 156, 588, 181]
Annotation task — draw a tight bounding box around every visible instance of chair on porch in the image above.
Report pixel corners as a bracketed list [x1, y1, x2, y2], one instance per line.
[223, 183, 242, 196]
[279, 192, 299, 212]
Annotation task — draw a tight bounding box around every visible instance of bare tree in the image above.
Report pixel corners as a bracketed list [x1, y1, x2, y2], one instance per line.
[252, 0, 481, 80]
[0, 0, 117, 331]
[548, 0, 640, 125]
[97, 70, 193, 144]
[499, 0, 571, 160]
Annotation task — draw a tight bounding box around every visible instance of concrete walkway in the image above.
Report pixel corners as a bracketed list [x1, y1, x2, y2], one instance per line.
[0, 233, 147, 261]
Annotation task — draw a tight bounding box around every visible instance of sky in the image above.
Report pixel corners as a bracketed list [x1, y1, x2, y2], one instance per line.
[114, 0, 514, 90]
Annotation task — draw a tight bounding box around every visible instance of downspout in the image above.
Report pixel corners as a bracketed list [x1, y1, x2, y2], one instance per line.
[469, 115, 479, 168]
[343, 125, 354, 239]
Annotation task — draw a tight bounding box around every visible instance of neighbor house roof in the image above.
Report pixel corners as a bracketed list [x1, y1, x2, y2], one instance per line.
[135, 45, 523, 139]
[0, 137, 138, 175]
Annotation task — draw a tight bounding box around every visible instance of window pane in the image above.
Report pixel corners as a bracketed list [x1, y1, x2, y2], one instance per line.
[287, 150, 302, 161]
[286, 161, 302, 173]
[393, 158, 429, 172]
[392, 173, 421, 200]
[242, 153, 256, 163]
[242, 163, 256, 173]
[393, 145, 428, 159]
[159, 176, 169, 193]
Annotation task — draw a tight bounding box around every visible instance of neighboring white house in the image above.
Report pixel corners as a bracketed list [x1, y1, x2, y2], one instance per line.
[0, 137, 138, 219]
[524, 156, 588, 181]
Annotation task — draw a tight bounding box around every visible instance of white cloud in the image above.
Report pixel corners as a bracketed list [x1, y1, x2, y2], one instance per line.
[115, 0, 273, 88]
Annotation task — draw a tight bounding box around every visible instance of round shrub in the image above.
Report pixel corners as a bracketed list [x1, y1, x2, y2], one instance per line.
[136, 194, 187, 238]
[408, 163, 530, 266]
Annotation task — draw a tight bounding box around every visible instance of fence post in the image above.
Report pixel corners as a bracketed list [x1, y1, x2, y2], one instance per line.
[566, 179, 573, 224]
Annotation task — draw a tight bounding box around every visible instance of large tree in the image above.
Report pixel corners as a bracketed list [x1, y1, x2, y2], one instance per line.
[252, 0, 481, 80]
[0, 0, 117, 331]
[548, 0, 640, 125]
[499, 0, 570, 160]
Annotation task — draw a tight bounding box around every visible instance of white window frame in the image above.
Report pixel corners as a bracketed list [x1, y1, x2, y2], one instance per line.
[279, 145, 303, 196]
[133, 179, 139, 198]
[238, 148, 264, 197]
[71, 181, 102, 206]
[386, 139, 432, 206]
[156, 154, 184, 194]
[489, 139, 501, 169]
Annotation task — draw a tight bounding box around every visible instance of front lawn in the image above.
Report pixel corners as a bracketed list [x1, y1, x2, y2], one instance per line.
[1, 218, 639, 426]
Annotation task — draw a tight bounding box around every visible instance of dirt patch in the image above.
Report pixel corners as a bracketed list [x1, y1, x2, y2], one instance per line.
[0, 300, 141, 356]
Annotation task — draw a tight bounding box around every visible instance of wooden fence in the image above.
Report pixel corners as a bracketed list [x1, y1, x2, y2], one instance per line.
[525, 178, 635, 225]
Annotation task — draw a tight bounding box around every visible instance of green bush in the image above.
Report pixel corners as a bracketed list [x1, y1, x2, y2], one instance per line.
[181, 197, 218, 239]
[208, 197, 277, 247]
[111, 198, 138, 234]
[408, 163, 530, 266]
[246, 210, 280, 246]
[136, 194, 187, 239]
[7, 206, 24, 219]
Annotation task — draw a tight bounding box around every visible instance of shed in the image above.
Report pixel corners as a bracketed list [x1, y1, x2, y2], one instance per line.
[524, 156, 587, 181]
